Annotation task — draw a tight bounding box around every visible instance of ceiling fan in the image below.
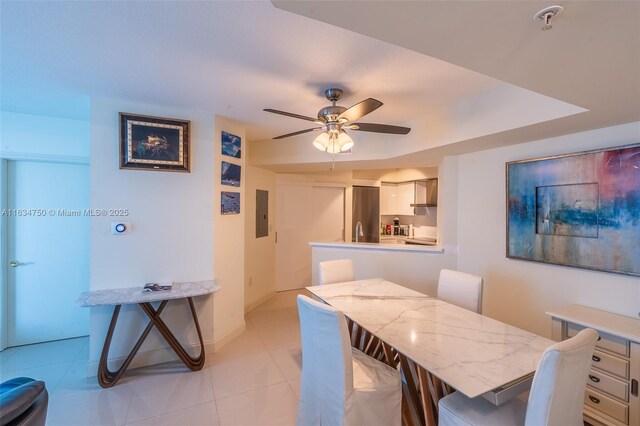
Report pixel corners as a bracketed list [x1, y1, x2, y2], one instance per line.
[264, 88, 411, 153]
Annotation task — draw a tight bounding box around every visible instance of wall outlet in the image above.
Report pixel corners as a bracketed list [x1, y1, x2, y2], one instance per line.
[248, 277, 253, 287]
[111, 222, 131, 235]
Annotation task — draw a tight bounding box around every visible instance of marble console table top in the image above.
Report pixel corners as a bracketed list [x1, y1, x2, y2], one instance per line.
[76, 280, 220, 307]
[308, 278, 554, 399]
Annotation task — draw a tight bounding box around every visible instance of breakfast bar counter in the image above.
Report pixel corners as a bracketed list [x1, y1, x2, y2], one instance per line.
[309, 241, 444, 253]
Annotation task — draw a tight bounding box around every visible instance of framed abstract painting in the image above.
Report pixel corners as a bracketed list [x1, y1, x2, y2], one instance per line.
[506, 143, 640, 276]
[120, 113, 190, 172]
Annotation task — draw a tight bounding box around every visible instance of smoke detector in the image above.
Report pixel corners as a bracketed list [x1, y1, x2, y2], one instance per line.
[533, 5, 564, 31]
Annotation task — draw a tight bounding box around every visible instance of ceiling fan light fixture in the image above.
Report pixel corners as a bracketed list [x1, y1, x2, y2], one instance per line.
[338, 131, 354, 152]
[326, 133, 342, 154]
[313, 131, 330, 151]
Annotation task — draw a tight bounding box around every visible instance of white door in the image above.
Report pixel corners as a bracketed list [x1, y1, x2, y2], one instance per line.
[7, 161, 89, 346]
[311, 186, 345, 243]
[275, 184, 344, 291]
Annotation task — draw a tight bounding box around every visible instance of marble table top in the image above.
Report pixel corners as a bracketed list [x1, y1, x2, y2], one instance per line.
[307, 278, 554, 399]
[75, 280, 220, 307]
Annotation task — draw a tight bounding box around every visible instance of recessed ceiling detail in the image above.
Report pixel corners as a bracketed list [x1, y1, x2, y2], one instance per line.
[3, 1, 635, 172]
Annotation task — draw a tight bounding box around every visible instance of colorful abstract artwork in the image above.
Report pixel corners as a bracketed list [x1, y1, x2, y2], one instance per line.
[507, 144, 640, 276]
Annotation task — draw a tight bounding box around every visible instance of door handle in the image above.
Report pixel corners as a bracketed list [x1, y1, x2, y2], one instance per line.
[9, 260, 22, 268]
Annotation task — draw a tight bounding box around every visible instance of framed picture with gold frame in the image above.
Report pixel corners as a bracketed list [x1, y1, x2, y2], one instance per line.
[120, 113, 190, 172]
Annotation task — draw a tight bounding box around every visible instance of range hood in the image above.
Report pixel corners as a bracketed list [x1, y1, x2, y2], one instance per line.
[410, 179, 438, 208]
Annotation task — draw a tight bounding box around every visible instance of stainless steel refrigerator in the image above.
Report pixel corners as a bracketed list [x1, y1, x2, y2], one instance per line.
[352, 186, 380, 243]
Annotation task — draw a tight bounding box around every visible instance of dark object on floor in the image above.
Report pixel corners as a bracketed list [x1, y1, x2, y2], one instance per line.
[0, 377, 48, 426]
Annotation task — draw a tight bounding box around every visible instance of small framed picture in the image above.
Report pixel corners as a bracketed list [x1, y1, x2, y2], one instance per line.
[120, 113, 190, 172]
[222, 131, 241, 159]
[221, 161, 241, 187]
[221, 191, 240, 215]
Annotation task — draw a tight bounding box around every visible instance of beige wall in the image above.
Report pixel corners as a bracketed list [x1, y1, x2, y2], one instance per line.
[213, 116, 247, 345]
[353, 167, 438, 182]
[244, 165, 276, 310]
[455, 122, 640, 338]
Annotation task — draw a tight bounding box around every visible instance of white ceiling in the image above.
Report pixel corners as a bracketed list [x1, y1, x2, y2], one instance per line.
[271, 0, 640, 169]
[2, 1, 637, 171]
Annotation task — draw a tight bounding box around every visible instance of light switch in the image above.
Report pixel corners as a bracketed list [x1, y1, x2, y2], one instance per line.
[111, 222, 131, 235]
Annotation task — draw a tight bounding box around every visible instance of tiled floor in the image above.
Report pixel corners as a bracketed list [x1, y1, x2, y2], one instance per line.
[0, 289, 310, 426]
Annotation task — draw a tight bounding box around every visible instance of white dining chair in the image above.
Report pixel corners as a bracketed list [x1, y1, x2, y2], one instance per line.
[296, 295, 402, 426]
[319, 259, 354, 284]
[438, 328, 599, 426]
[437, 269, 483, 313]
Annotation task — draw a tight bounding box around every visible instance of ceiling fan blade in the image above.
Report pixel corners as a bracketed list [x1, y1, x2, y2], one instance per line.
[349, 123, 411, 135]
[264, 108, 318, 122]
[337, 98, 383, 122]
[273, 127, 322, 140]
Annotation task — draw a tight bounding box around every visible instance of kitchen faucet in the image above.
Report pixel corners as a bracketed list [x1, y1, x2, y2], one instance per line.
[355, 221, 364, 243]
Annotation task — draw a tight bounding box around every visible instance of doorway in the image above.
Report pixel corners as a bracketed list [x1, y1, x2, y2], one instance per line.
[4, 160, 89, 347]
[275, 184, 345, 291]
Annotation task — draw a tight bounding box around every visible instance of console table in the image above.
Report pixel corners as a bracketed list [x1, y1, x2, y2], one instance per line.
[547, 305, 640, 426]
[76, 280, 219, 388]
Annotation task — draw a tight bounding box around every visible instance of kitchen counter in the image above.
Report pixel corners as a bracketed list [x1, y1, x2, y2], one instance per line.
[309, 241, 444, 253]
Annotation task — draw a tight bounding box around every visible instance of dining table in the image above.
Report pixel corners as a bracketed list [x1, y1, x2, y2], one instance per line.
[307, 278, 554, 426]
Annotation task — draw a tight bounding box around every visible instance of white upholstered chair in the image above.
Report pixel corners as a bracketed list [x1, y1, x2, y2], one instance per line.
[438, 328, 599, 426]
[318, 259, 354, 285]
[296, 295, 402, 426]
[437, 269, 483, 313]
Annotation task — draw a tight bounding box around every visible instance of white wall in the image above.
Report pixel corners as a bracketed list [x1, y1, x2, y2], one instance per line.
[456, 122, 640, 338]
[244, 165, 276, 310]
[0, 160, 7, 350]
[0, 111, 89, 161]
[213, 116, 246, 346]
[312, 246, 456, 296]
[0, 111, 90, 351]
[89, 97, 216, 367]
[438, 156, 458, 247]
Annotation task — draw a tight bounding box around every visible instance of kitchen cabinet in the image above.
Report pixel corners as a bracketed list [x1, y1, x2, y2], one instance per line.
[380, 180, 437, 216]
[380, 183, 397, 216]
[396, 182, 415, 216]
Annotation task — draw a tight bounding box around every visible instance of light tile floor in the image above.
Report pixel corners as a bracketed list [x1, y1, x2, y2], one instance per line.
[0, 289, 310, 426]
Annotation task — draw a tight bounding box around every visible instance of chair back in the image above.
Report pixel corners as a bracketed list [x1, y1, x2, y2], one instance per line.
[437, 269, 483, 313]
[297, 295, 353, 423]
[525, 328, 599, 426]
[319, 259, 354, 285]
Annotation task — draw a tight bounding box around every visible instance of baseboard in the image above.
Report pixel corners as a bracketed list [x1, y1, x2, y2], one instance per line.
[85, 340, 216, 377]
[245, 291, 277, 313]
[211, 321, 246, 352]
